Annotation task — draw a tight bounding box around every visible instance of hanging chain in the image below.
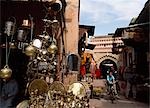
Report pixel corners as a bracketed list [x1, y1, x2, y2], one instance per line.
[5, 17, 16, 66]
[7, 35, 14, 63]
[5, 36, 8, 66]
[29, 14, 34, 42]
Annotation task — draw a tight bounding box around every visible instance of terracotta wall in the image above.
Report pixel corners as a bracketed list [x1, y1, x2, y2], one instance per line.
[64, 0, 79, 54]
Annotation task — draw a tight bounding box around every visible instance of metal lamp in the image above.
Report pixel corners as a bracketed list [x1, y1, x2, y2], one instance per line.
[47, 42, 58, 54]
[0, 65, 12, 79]
[25, 44, 36, 56]
[0, 32, 12, 79]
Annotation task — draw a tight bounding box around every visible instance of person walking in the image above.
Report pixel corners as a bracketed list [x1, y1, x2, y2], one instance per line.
[124, 65, 137, 99]
[106, 71, 119, 98]
[111, 66, 120, 93]
[95, 67, 101, 79]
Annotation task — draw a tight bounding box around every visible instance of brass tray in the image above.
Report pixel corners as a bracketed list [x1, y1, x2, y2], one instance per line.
[28, 79, 49, 96]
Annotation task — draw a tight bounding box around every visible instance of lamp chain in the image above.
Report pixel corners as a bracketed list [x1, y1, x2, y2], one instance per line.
[5, 17, 16, 66]
[5, 36, 8, 66]
[7, 35, 14, 63]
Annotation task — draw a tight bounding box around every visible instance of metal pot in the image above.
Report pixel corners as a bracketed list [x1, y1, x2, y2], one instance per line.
[47, 43, 57, 54]
[25, 44, 36, 56]
[0, 65, 12, 79]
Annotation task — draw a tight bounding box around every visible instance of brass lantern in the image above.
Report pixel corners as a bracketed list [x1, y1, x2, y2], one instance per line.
[25, 44, 36, 56]
[47, 42, 57, 54]
[0, 65, 12, 79]
[1, 31, 13, 79]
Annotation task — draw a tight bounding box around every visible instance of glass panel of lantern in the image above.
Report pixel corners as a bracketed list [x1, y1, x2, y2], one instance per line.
[67, 54, 79, 71]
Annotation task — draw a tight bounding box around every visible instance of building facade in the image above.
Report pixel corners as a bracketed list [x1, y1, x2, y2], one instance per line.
[114, 0, 149, 77]
[89, 34, 124, 68]
[86, 34, 124, 78]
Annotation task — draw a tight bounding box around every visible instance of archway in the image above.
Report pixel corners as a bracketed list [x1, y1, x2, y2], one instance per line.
[99, 59, 117, 79]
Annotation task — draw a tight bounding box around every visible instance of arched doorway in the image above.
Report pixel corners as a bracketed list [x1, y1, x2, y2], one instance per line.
[99, 59, 117, 79]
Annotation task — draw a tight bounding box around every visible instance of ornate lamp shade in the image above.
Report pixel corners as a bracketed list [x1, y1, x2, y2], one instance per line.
[0, 65, 12, 79]
[47, 43, 58, 54]
[25, 44, 36, 56]
[51, 0, 62, 12]
[33, 39, 42, 49]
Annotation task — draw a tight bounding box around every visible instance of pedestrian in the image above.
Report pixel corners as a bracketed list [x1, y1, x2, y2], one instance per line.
[95, 67, 101, 79]
[0, 75, 18, 108]
[80, 64, 86, 80]
[130, 73, 137, 99]
[89, 83, 93, 99]
[89, 60, 96, 80]
[106, 71, 119, 98]
[111, 66, 120, 93]
[124, 65, 137, 99]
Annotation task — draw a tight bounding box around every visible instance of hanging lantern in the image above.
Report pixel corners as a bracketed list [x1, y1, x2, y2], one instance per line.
[4, 21, 15, 36]
[51, 0, 62, 12]
[25, 44, 36, 56]
[17, 29, 29, 42]
[47, 42, 58, 54]
[9, 41, 17, 49]
[33, 39, 42, 49]
[0, 65, 12, 79]
[1, 33, 13, 79]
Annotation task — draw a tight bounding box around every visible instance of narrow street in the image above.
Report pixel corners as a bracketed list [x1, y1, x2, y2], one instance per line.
[0, 1, 149, 108]
[89, 79, 149, 108]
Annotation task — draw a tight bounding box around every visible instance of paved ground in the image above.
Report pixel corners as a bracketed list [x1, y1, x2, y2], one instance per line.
[89, 79, 149, 108]
[90, 95, 150, 108]
[89, 96, 149, 108]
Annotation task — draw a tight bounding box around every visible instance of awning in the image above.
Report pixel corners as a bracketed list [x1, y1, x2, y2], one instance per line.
[85, 43, 96, 50]
[84, 49, 94, 54]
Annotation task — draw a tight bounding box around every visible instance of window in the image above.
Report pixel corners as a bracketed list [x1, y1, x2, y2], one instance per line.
[67, 54, 79, 71]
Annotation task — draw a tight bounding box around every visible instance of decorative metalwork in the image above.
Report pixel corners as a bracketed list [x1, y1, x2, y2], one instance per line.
[28, 79, 49, 96]
[47, 81, 89, 108]
[16, 100, 29, 108]
[0, 17, 16, 79]
[3, 1, 90, 108]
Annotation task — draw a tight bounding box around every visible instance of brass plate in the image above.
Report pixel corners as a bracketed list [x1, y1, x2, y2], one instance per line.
[48, 81, 66, 98]
[16, 100, 29, 108]
[28, 79, 49, 96]
[68, 82, 86, 98]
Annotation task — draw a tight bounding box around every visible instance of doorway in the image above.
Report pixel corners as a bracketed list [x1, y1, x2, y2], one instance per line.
[99, 59, 117, 79]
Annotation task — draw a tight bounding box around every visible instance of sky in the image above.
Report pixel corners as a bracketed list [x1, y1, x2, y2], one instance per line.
[80, 0, 148, 36]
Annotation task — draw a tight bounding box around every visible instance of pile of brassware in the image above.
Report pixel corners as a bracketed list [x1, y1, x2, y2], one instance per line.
[0, 1, 90, 108]
[17, 81, 89, 108]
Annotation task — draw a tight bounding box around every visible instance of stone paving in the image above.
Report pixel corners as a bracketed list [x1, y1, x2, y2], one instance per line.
[89, 79, 149, 108]
[89, 98, 149, 108]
